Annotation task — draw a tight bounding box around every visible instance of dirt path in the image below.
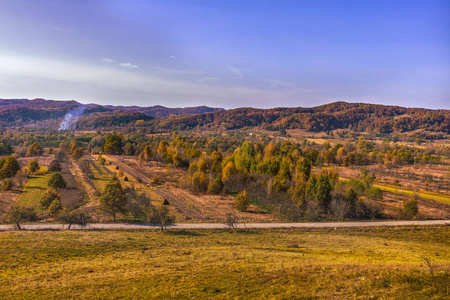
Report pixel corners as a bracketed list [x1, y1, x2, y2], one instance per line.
[68, 156, 97, 206]
[154, 188, 212, 221]
[1, 220, 449, 231]
[102, 155, 151, 184]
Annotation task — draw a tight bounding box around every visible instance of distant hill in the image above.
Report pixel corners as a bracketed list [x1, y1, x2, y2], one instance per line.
[0, 99, 223, 128]
[104, 104, 224, 117]
[0, 98, 448, 134]
[156, 102, 450, 134]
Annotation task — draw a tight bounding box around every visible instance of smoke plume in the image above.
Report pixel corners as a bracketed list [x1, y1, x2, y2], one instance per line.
[59, 105, 86, 130]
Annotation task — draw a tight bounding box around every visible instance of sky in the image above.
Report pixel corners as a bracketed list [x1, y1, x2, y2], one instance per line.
[0, 0, 448, 109]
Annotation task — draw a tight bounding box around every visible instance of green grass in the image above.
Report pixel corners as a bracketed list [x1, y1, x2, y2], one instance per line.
[373, 182, 450, 204]
[339, 177, 450, 204]
[15, 169, 52, 212]
[88, 163, 111, 193]
[0, 226, 449, 299]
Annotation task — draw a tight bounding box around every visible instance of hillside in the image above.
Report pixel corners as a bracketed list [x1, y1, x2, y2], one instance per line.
[104, 104, 224, 117]
[156, 102, 450, 134]
[0, 99, 448, 134]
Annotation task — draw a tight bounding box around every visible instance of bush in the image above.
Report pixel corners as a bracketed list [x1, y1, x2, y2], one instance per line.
[27, 160, 40, 174]
[403, 198, 419, 219]
[234, 190, 251, 211]
[48, 172, 67, 189]
[40, 187, 59, 209]
[2, 178, 12, 191]
[48, 199, 62, 216]
[48, 160, 62, 172]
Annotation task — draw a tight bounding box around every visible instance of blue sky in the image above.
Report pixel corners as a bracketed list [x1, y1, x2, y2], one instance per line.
[0, 0, 448, 109]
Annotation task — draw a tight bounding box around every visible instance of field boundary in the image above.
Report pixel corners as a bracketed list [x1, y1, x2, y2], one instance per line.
[0, 220, 449, 231]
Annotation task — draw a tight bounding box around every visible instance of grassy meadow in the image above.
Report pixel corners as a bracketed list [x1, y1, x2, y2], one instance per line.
[15, 167, 51, 212]
[0, 226, 449, 299]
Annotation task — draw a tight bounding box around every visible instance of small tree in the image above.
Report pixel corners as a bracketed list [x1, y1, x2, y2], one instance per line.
[27, 160, 40, 174]
[48, 160, 62, 173]
[403, 198, 419, 219]
[234, 190, 251, 211]
[6, 206, 37, 230]
[0, 156, 21, 179]
[146, 205, 174, 232]
[58, 209, 91, 229]
[100, 175, 127, 221]
[48, 199, 62, 216]
[98, 155, 106, 165]
[40, 187, 59, 209]
[2, 178, 12, 191]
[48, 172, 67, 189]
[26, 143, 43, 157]
[225, 213, 238, 233]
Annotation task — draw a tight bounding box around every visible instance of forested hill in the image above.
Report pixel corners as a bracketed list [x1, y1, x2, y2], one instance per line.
[104, 104, 224, 117]
[0, 98, 448, 133]
[0, 98, 223, 126]
[156, 102, 450, 134]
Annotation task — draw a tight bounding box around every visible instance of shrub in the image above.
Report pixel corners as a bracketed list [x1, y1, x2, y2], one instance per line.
[2, 179, 12, 191]
[403, 198, 419, 219]
[234, 190, 251, 211]
[48, 172, 67, 189]
[48, 160, 62, 172]
[27, 160, 40, 174]
[48, 199, 62, 216]
[40, 187, 59, 209]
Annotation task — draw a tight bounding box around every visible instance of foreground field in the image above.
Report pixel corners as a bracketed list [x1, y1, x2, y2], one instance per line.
[0, 226, 449, 299]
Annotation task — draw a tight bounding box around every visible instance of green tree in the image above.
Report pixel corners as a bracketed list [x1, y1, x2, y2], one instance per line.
[48, 172, 67, 189]
[7, 206, 37, 230]
[0, 156, 21, 179]
[48, 199, 62, 216]
[102, 133, 123, 155]
[40, 187, 59, 209]
[72, 147, 83, 159]
[100, 175, 127, 221]
[316, 173, 333, 213]
[234, 190, 251, 212]
[26, 143, 43, 157]
[2, 178, 13, 191]
[98, 155, 106, 165]
[208, 176, 223, 194]
[27, 159, 40, 174]
[403, 198, 419, 219]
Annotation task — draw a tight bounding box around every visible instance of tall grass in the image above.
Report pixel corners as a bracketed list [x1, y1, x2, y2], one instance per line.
[0, 226, 448, 299]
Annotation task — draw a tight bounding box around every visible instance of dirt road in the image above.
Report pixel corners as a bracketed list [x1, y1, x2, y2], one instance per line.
[0, 220, 448, 231]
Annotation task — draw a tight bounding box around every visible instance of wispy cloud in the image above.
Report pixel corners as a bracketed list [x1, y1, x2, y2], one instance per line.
[119, 62, 139, 69]
[155, 67, 204, 76]
[0, 53, 329, 109]
[101, 57, 116, 64]
[227, 65, 250, 79]
[101, 58, 138, 69]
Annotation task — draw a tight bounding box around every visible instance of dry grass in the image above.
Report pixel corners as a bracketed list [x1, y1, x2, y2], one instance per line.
[0, 226, 448, 299]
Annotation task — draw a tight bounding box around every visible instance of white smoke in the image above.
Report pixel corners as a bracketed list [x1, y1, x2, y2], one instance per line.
[59, 105, 86, 130]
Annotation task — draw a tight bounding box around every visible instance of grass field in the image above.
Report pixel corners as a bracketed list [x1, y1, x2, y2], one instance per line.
[339, 177, 450, 204]
[15, 167, 51, 212]
[372, 182, 450, 204]
[0, 226, 448, 299]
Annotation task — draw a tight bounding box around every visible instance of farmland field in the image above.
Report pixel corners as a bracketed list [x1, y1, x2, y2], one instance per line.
[0, 226, 448, 299]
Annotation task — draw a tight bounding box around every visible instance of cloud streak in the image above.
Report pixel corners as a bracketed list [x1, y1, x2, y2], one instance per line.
[101, 58, 139, 69]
